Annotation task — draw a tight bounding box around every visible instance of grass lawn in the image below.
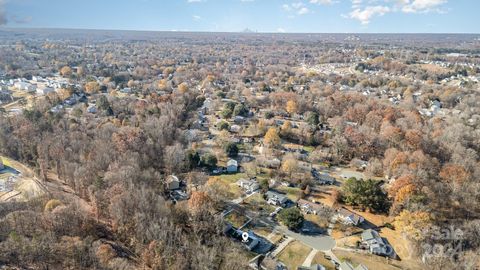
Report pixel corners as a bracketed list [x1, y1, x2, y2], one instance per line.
[331, 223, 363, 240]
[224, 210, 250, 228]
[277, 241, 312, 269]
[336, 235, 362, 249]
[219, 173, 248, 184]
[207, 176, 242, 200]
[334, 250, 415, 270]
[276, 186, 302, 201]
[242, 193, 276, 213]
[304, 214, 329, 228]
[311, 251, 336, 270]
[303, 146, 315, 153]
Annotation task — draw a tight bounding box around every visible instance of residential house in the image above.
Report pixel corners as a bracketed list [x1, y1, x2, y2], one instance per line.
[37, 87, 55, 96]
[14, 81, 36, 92]
[297, 199, 324, 215]
[336, 207, 365, 226]
[230, 124, 242, 133]
[166, 175, 181, 190]
[227, 159, 238, 173]
[266, 191, 288, 207]
[312, 169, 336, 185]
[120, 87, 132, 94]
[225, 226, 273, 254]
[234, 115, 245, 124]
[361, 229, 393, 256]
[351, 159, 368, 171]
[237, 178, 260, 193]
[87, 105, 97, 114]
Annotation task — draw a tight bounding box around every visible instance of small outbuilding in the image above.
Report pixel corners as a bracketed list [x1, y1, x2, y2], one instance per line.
[227, 159, 238, 173]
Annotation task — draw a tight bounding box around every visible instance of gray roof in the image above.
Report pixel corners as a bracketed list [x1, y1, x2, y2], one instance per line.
[361, 229, 380, 242]
[266, 190, 288, 203]
[227, 159, 238, 167]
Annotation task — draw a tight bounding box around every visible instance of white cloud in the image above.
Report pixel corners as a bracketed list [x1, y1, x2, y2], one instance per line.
[351, 0, 363, 8]
[193, 15, 201, 21]
[283, 2, 310, 15]
[277, 28, 286, 33]
[240, 0, 255, 2]
[282, 4, 292, 11]
[187, 0, 204, 3]
[298, 7, 310, 14]
[309, 0, 334, 5]
[349, 5, 390, 24]
[398, 0, 447, 13]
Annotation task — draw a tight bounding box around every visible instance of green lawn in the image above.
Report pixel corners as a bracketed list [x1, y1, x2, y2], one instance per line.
[277, 186, 302, 201]
[303, 146, 315, 153]
[219, 173, 248, 183]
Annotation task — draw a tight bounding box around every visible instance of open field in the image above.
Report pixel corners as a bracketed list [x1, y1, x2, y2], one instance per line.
[207, 176, 243, 200]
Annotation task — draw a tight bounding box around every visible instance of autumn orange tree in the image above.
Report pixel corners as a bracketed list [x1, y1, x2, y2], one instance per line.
[286, 100, 298, 115]
[60, 66, 72, 77]
[264, 128, 280, 148]
[85, 81, 100, 94]
[393, 210, 432, 241]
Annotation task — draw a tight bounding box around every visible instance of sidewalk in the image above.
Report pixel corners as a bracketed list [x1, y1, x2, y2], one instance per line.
[271, 236, 294, 257]
[302, 249, 318, 267]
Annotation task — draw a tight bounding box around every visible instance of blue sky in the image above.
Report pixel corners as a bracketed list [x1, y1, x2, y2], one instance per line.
[0, 0, 478, 33]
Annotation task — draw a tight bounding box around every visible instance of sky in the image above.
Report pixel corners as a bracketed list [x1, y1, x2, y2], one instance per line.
[0, 0, 478, 33]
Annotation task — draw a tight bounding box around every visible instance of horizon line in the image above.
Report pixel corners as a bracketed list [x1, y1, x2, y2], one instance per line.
[1, 26, 479, 35]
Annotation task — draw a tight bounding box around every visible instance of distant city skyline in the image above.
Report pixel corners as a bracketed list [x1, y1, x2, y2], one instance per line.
[0, 0, 478, 33]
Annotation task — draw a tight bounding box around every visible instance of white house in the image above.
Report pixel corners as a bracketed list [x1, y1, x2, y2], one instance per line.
[14, 82, 36, 92]
[37, 87, 55, 95]
[361, 229, 393, 256]
[227, 159, 238, 173]
[236, 178, 259, 193]
[336, 207, 365, 226]
[266, 191, 288, 207]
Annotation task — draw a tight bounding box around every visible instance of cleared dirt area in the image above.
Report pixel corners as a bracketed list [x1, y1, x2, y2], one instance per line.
[0, 156, 47, 202]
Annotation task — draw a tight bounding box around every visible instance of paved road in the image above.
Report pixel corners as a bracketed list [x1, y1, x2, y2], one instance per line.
[275, 225, 336, 251]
